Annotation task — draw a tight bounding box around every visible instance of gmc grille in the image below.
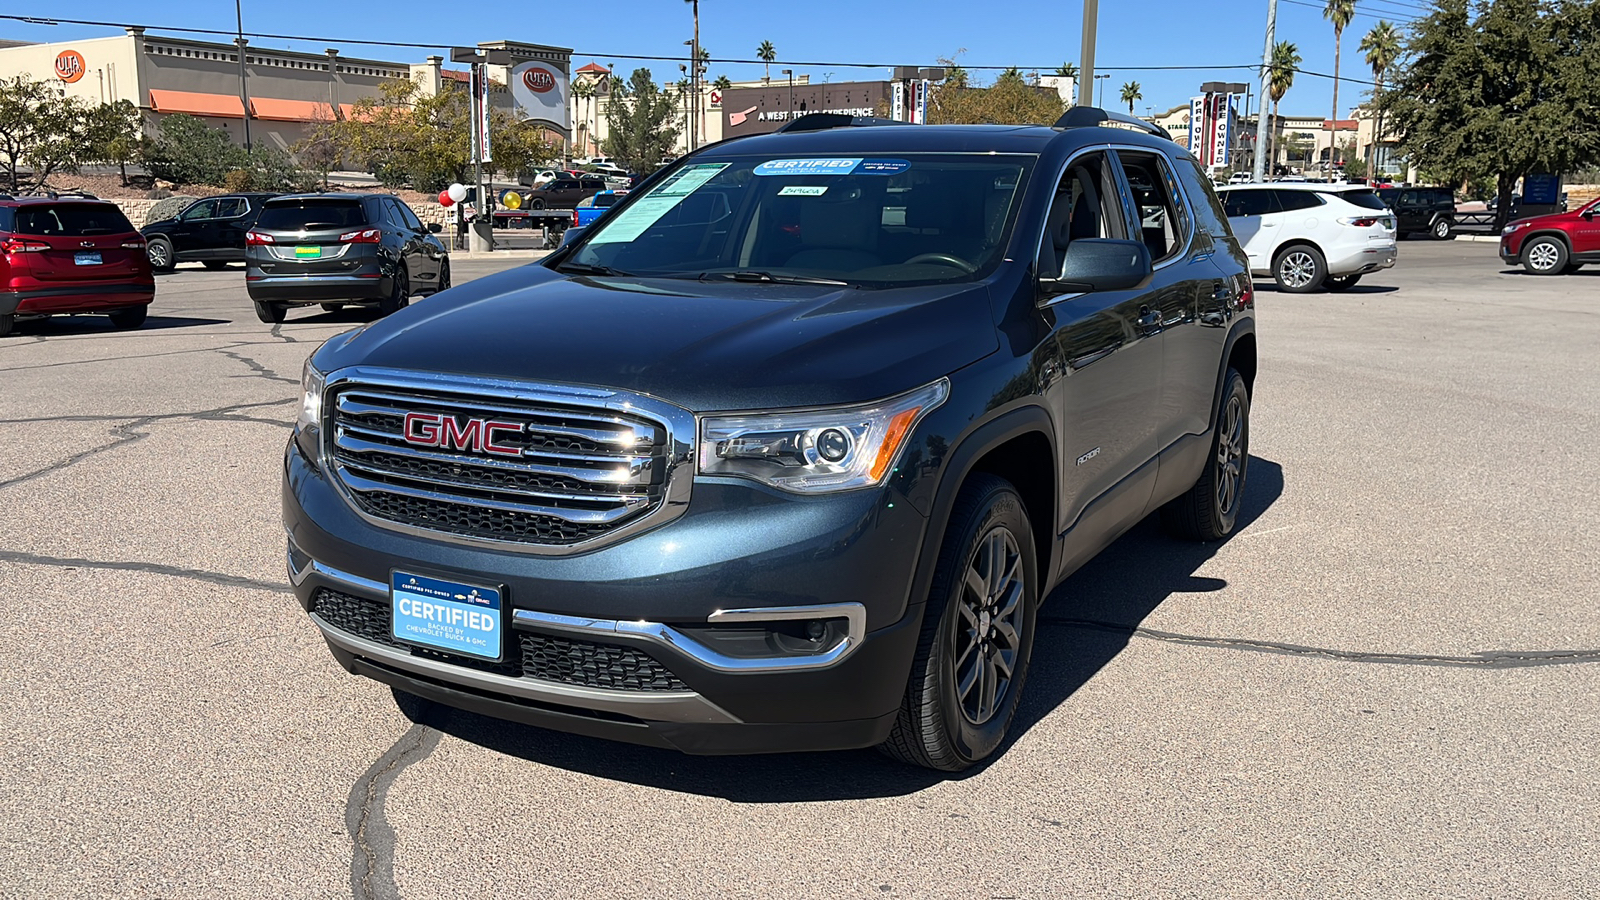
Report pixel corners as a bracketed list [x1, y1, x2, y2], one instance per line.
[326, 377, 685, 547]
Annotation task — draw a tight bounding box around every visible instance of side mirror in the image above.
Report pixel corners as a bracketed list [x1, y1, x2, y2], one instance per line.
[427, 223, 443, 234]
[558, 225, 586, 248]
[1040, 239, 1153, 296]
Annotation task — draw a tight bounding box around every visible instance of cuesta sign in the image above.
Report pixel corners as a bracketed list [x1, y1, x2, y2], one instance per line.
[55, 50, 86, 84]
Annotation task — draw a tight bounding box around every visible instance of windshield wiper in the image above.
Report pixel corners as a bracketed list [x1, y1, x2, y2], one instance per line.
[699, 270, 849, 286]
[557, 261, 630, 277]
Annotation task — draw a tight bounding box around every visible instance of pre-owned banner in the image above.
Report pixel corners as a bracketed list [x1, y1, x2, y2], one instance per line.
[1188, 96, 1206, 157]
[511, 60, 569, 132]
[470, 64, 491, 164]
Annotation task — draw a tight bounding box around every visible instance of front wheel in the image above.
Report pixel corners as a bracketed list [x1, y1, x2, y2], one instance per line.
[880, 474, 1038, 771]
[1430, 218, 1454, 240]
[1162, 368, 1250, 541]
[1523, 237, 1568, 275]
[1273, 245, 1326, 293]
[107, 306, 148, 330]
[1323, 274, 1362, 292]
[252, 300, 286, 324]
[529, 198, 546, 210]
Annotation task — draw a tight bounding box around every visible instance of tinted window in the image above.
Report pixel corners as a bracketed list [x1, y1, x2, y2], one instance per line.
[1275, 190, 1324, 212]
[1330, 189, 1387, 210]
[179, 199, 218, 221]
[391, 199, 424, 230]
[214, 197, 249, 218]
[593, 193, 622, 208]
[549, 180, 577, 190]
[0, 208, 13, 232]
[581, 178, 605, 189]
[1038, 151, 1125, 279]
[13, 203, 135, 236]
[1222, 189, 1279, 218]
[256, 199, 366, 231]
[1177, 158, 1233, 239]
[1424, 189, 1454, 206]
[1117, 150, 1188, 262]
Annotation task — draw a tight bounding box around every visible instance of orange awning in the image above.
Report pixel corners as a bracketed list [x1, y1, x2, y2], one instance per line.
[251, 97, 335, 123]
[339, 103, 381, 122]
[149, 89, 245, 118]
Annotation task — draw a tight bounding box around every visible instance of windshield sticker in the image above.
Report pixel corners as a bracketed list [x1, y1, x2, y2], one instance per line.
[589, 163, 728, 244]
[754, 158, 862, 177]
[778, 185, 829, 197]
[858, 159, 911, 176]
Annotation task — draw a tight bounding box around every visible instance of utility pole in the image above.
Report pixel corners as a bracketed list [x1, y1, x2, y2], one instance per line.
[234, 0, 251, 154]
[1079, 0, 1099, 107]
[1251, 0, 1278, 182]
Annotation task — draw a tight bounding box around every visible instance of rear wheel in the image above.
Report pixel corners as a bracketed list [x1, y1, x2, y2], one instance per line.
[107, 306, 148, 330]
[1523, 237, 1568, 275]
[1273, 245, 1326, 293]
[252, 300, 287, 324]
[378, 263, 409, 316]
[0, 313, 13, 338]
[1162, 369, 1250, 541]
[202, 260, 229, 271]
[146, 237, 174, 272]
[1430, 218, 1454, 240]
[1323, 274, 1362, 292]
[880, 474, 1038, 771]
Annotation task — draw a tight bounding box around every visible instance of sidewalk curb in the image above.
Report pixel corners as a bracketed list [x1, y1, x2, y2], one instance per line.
[1454, 235, 1501, 243]
[448, 249, 550, 260]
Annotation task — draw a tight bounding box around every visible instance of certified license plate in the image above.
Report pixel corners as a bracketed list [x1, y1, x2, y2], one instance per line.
[74, 252, 102, 266]
[390, 571, 503, 660]
[294, 245, 322, 259]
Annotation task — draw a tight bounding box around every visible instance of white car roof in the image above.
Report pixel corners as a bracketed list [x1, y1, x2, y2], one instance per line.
[1218, 182, 1372, 193]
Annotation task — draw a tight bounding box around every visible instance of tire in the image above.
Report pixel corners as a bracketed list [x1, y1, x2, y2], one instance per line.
[146, 237, 174, 272]
[880, 474, 1039, 772]
[1564, 263, 1586, 274]
[1273, 245, 1327, 293]
[1430, 218, 1454, 240]
[320, 303, 344, 312]
[377, 263, 409, 316]
[1323, 274, 1362, 292]
[0, 313, 13, 338]
[202, 260, 229, 271]
[1161, 368, 1251, 541]
[434, 259, 452, 294]
[529, 198, 546, 210]
[252, 300, 287, 324]
[1522, 237, 1568, 276]
[107, 305, 147, 330]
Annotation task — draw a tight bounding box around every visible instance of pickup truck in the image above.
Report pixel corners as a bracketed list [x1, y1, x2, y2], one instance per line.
[572, 190, 628, 228]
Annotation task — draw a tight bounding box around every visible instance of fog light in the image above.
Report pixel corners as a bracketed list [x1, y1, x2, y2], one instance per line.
[805, 620, 827, 642]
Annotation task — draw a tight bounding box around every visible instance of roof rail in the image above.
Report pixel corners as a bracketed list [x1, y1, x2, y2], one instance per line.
[1053, 106, 1171, 141]
[775, 113, 915, 134]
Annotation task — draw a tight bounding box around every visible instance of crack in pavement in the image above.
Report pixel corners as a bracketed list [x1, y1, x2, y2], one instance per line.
[0, 549, 290, 593]
[347, 724, 439, 900]
[1039, 617, 1600, 668]
[270, 323, 299, 343]
[216, 348, 299, 384]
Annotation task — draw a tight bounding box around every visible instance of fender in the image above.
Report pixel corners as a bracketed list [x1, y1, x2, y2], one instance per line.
[900, 404, 1057, 626]
[1515, 229, 1572, 258]
[1210, 317, 1257, 424]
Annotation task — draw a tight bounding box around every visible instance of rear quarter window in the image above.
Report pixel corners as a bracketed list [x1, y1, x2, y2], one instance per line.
[13, 204, 135, 236]
[256, 199, 366, 231]
[1332, 189, 1388, 211]
[0, 208, 13, 232]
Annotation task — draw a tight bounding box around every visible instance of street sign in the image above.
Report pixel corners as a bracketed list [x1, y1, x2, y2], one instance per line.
[511, 61, 569, 131]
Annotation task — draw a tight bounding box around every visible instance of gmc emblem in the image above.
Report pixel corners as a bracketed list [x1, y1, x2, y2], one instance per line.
[403, 412, 524, 457]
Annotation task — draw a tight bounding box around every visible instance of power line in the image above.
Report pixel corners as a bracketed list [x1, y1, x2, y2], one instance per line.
[1280, 0, 1420, 22]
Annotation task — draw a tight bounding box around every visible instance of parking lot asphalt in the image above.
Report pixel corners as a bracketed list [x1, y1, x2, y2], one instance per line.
[1, 243, 1596, 899]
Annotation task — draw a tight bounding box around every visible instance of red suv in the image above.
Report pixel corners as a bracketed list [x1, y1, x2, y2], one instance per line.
[0, 195, 155, 337]
[1499, 196, 1600, 275]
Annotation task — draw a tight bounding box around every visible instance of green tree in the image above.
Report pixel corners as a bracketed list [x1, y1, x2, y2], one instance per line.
[713, 74, 732, 92]
[571, 79, 596, 159]
[929, 66, 1066, 125]
[757, 41, 776, 83]
[1055, 62, 1079, 79]
[1381, 0, 1600, 229]
[1268, 41, 1303, 172]
[82, 100, 143, 187]
[1120, 81, 1142, 114]
[1324, 0, 1357, 169]
[1360, 21, 1403, 178]
[0, 75, 98, 190]
[140, 113, 248, 186]
[602, 68, 680, 176]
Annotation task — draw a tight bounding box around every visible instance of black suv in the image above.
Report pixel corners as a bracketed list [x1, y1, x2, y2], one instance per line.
[1377, 186, 1456, 239]
[141, 193, 278, 271]
[245, 193, 448, 324]
[524, 176, 608, 209]
[283, 110, 1257, 770]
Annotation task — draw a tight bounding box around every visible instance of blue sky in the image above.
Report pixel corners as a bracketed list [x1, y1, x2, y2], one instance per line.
[9, 0, 1422, 118]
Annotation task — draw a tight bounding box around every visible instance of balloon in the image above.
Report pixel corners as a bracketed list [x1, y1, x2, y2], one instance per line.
[438, 190, 454, 207]
[446, 183, 468, 203]
[500, 190, 523, 210]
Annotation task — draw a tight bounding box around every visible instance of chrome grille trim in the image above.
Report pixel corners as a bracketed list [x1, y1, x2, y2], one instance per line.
[322, 366, 694, 553]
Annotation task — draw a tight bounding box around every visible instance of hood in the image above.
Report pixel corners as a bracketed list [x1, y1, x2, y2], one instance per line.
[315, 263, 998, 412]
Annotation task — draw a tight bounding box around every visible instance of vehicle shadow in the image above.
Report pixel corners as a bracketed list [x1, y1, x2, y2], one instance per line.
[1498, 268, 1595, 276]
[2, 315, 230, 337]
[395, 457, 1284, 801]
[1252, 281, 1400, 295]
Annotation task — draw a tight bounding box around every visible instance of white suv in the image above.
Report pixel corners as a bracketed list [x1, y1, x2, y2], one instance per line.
[1218, 184, 1397, 292]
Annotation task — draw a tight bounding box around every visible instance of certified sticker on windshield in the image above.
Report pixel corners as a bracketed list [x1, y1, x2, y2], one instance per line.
[589, 163, 728, 244]
[754, 158, 862, 177]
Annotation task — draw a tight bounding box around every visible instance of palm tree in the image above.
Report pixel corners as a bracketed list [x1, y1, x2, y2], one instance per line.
[757, 41, 776, 84]
[1268, 41, 1302, 173]
[1360, 21, 1402, 179]
[1055, 62, 1079, 79]
[713, 74, 732, 92]
[571, 78, 595, 158]
[1324, 0, 1356, 173]
[1120, 81, 1142, 114]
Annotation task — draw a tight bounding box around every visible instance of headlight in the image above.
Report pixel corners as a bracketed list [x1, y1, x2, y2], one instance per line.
[699, 379, 949, 493]
[299, 357, 326, 432]
[1502, 222, 1529, 235]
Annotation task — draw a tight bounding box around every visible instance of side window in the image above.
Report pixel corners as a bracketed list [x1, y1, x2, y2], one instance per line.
[1036, 151, 1126, 279]
[1275, 191, 1323, 212]
[1223, 189, 1280, 218]
[215, 197, 248, 218]
[180, 199, 218, 221]
[383, 198, 416, 230]
[1177, 157, 1232, 239]
[1115, 151, 1188, 263]
[363, 197, 391, 225]
[394, 201, 424, 231]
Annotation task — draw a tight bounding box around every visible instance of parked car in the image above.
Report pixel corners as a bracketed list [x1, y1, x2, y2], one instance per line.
[523, 176, 608, 209]
[517, 170, 562, 188]
[1376, 186, 1457, 239]
[283, 108, 1258, 771]
[571, 189, 628, 228]
[1499, 196, 1600, 275]
[1228, 172, 1254, 184]
[244, 193, 448, 324]
[141, 192, 279, 271]
[1219, 183, 1397, 292]
[0, 195, 154, 337]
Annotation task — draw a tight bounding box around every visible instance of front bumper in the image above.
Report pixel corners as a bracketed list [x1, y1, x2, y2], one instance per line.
[0, 283, 154, 316]
[283, 439, 931, 754]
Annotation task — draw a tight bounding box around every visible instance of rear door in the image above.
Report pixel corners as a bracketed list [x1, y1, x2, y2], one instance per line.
[1220, 187, 1281, 270]
[384, 198, 439, 286]
[10, 203, 143, 284]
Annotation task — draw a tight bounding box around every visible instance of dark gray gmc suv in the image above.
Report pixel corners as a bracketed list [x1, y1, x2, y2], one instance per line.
[283, 109, 1258, 770]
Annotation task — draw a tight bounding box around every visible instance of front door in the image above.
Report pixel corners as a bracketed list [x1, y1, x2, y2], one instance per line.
[1573, 200, 1600, 256]
[171, 198, 217, 260]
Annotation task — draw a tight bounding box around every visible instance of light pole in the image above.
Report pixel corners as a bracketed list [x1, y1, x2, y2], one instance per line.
[235, 0, 251, 154]
[1080, 0, 1099, 109]
[1094, 73, 1110, 108]
[782, 69, 794, 122]
[1252, 0, 1278, 181]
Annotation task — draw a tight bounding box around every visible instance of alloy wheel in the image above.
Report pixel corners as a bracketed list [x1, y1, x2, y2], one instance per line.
[1528, 242, 1560, 271]
[954, 527, 1025, 726]
[1216, 394, 1245, 516]
[148, 241, 170, 269]
[1279, 252, 1317, 289]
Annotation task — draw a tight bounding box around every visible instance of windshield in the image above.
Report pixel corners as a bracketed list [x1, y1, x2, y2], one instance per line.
[566, 153, 1034, 286]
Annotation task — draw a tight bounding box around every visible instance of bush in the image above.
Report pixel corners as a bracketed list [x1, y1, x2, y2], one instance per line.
[141, 114, 247, 186]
